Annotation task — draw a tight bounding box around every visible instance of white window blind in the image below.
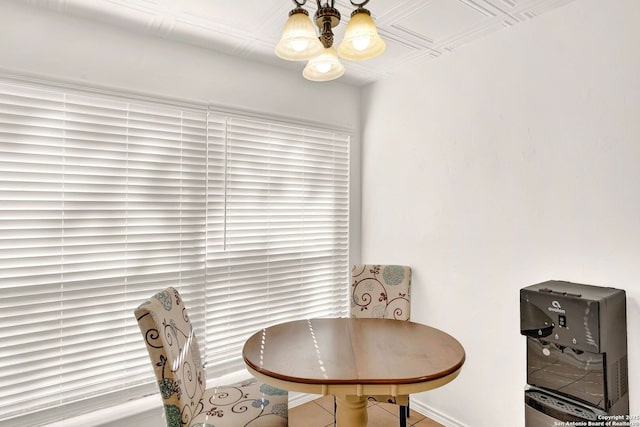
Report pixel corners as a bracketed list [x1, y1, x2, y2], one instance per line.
[0, 81, 208, 426]
[0, 79, 349, 426]
[205, 114, 350, 377]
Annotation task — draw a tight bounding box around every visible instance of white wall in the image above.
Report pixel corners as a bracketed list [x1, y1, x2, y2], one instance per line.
[0, 1, 360, 128]
[0, 2, 361, 426]
[361, 0, 639, 425]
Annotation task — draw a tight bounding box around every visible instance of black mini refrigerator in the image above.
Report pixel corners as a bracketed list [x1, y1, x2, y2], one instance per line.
[520, 280, 629, 426]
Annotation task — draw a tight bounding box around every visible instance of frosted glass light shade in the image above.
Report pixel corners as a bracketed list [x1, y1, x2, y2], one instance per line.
[337, 11, 385, 61]
[303, 47, 345, 82]
[275, 11, 324, 61]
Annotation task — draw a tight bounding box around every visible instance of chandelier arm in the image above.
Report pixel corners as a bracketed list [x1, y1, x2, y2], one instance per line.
[350, 0, 370, 7]
[293, 0, 307, 6]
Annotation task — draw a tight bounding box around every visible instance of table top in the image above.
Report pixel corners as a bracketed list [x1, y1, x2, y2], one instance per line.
[242, 318, 465, 386]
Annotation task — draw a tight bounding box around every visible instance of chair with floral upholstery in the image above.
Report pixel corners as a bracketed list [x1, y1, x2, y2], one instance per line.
[350, 264, 412, 427]
[134, 287, 288, 427]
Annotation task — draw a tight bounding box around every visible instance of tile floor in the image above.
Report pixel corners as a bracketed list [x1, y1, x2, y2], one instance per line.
[288, 395, 444, 427]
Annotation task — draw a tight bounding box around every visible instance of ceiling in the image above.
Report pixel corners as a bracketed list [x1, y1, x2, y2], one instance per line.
[21, 0, 576, 86]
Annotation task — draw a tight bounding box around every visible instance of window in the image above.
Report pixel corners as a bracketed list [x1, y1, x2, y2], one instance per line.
[0, 79, 349, 426]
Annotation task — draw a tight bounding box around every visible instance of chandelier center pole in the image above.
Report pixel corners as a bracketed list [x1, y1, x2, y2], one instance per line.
[315, 2, 341, 48]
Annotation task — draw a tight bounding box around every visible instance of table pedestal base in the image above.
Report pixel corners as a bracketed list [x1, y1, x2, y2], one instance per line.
[336, 395, 368, 427]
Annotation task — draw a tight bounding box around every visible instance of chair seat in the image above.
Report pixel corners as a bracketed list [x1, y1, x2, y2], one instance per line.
[135, 288, 288, 427]
[189, 379, 288, 427]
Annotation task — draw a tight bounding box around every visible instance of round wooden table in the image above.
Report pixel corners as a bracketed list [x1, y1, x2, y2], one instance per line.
[242, 318, 465, 427]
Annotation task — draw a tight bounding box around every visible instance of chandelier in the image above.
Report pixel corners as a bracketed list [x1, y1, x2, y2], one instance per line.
[275, 0, 386, 82]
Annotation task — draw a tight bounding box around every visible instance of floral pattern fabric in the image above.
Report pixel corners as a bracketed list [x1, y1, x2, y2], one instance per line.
[135, 287, 288, 427]
[351, 264, 411, 320]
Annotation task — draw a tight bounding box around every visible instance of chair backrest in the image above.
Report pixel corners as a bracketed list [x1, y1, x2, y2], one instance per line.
[351, 264, 412, 320]
[134, 287, 206, 426]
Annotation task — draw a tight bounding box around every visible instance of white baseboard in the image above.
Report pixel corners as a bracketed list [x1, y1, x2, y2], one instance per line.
[289, 391, 325, 408]
[409, 399, 467, 427]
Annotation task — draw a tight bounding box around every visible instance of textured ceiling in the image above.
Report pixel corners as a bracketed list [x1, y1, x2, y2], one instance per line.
[21, 0, 576, 86]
